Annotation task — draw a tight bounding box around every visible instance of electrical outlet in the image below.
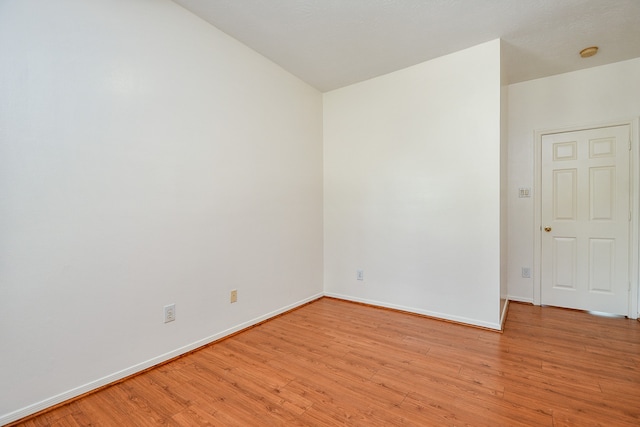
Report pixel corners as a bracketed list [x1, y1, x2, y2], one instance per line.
[356, 269, 364, 281]
[230, 289, 238, 303]
[522, 267, 531, 278]
[164, 304, 176, 323]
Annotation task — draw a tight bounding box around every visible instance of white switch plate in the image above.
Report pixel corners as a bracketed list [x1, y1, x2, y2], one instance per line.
[521, 267, 531, 278]
[518, 187, 531, 198]
[356, 269, 364, 281]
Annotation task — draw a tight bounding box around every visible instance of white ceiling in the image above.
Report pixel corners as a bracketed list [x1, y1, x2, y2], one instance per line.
[172, 0, 640, 92]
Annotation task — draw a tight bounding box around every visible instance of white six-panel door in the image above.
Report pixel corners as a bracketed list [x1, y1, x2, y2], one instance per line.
[541, 125, 630, 315]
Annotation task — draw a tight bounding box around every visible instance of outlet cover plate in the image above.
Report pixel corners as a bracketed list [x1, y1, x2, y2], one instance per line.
[164, 304, 176, 323]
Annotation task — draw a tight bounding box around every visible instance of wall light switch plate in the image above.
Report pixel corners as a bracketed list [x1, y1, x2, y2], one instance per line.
[356, 269, 364, 281]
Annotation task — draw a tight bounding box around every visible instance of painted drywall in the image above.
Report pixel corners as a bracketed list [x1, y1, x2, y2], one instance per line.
[500, 41, 509, 321]
[507, 58, 640, 311]
[0, 0, 323, 423]
[323, 40, 503, 329]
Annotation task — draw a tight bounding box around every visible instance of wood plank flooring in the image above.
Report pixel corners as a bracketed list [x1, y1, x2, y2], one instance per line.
[12, 298, 640, 426]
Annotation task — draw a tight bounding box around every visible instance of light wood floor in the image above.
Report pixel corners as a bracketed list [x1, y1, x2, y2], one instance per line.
[12, 298, 640, 426]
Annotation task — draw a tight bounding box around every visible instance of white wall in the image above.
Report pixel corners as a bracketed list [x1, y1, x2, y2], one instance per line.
[323, 40, 503, 329]
[500, 41, 509, 320]
[0, 0, 323, 423]
[507, 58, 640, 307]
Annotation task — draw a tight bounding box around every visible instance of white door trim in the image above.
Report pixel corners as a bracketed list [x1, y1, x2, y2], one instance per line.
[533, 119, 639, 319]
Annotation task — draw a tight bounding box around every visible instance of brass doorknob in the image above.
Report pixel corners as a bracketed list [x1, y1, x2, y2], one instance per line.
[544, 227, 552, 232]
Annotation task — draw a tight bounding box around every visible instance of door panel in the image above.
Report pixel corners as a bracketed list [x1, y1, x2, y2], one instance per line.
[590, 167, 615, 220]
[553, 169, 576, 220]
[541, 125, 630, 315]
[589, 238, 614, 293]
[552, 237, 576, 289]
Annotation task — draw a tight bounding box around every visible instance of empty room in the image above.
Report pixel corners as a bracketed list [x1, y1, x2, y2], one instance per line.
[1, 0, 640, 425]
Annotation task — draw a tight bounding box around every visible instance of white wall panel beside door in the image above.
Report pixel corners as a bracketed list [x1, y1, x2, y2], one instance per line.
[540, 125, 630, 315]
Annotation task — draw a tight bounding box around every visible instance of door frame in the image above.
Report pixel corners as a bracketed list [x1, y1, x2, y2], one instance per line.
[533, 119, 640, 319]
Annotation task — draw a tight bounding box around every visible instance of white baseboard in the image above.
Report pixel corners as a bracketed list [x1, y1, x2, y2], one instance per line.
[500, 298, 509, 330]
[0, 292, 324, 426]
[506, 295, 534, 304]
[324, 292, 502, 331]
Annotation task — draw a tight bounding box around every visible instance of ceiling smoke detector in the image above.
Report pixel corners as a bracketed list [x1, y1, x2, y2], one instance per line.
[580, 46, 599, 58]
